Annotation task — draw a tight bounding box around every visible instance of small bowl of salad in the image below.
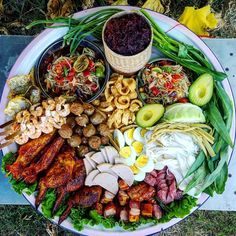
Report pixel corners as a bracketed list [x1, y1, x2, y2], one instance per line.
[35, 39, 110, 102]
[137, 58, 192, 105]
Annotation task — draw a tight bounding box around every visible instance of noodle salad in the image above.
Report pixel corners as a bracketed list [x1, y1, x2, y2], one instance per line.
[45, 47, 105, 99]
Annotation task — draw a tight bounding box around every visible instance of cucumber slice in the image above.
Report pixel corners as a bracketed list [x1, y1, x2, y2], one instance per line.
[162, 103, 206, 123]
[189, 73, 213, 106]
[136, 104, 164, 128]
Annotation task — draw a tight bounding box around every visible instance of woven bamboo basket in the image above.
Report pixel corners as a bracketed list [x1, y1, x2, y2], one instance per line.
[102, 11, 153, 75]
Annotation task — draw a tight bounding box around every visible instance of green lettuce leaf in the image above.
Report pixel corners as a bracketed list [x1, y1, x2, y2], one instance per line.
[70, 195, 197, 231]
[1, 152, 37, 195]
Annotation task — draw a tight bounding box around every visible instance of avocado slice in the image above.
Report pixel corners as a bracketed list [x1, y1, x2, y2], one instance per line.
[136, 104, 165, 128]
[189, 73, 213, 106]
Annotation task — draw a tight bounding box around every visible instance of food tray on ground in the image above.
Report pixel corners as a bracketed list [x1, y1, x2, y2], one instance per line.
[0, 6, 235, 236]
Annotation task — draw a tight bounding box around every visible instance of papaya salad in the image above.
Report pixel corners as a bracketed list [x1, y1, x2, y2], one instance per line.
[1, 8, 234, 235]
[44, 47, 105, 99]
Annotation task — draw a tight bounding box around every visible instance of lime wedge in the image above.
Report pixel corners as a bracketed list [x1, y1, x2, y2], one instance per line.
[162, 103, 206, 123]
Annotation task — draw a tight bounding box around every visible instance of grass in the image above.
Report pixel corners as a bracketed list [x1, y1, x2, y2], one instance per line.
[1, 205, 236, 236]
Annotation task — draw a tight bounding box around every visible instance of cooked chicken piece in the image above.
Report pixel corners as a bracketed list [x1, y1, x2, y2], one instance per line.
[83, 103, 95, 116]
[70, 103, 84, 116]
[83, 124, 96, 137]
[7, 132, 55, 180]
[88, 136, 101, 150]
[127, 182, 155, 202]
[53, 159, 86, 213]
[75, 114, 89, 127]
[35, 146, 75, 208]
[58, 186, 102, 224]
[22, 136, 65, 184]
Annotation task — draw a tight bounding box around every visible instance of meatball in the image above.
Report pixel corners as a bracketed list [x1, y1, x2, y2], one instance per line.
[97, 123, 111, 136]
[66, 117, 76, 128]
[83, 103, 95, 116]
[75, 114, 89, 126]
[74, 126, 83, 136]
[77, 145, 89, 157]
[67, 135, 82, 147]
[70, 103, 84, 116]
[58, 124, 73, 139]
[101, 136, 109, 145]
[83, 124, 96, 137]
[81, 137, 88, 145]
[88, 136, 101, 150]
[90, 111, 106, 125]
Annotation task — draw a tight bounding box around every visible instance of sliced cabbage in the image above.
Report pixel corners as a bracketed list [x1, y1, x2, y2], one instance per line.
[162, 103, 206, 123]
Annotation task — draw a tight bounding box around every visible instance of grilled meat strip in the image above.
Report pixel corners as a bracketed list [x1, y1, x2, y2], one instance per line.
[7, 132, 55, 180]
[127, 182, 155, 201]
[35, 146, 75, 208]
[58, 186, 102, 224]
[22, 136, 65, 184]
[52, 159, 86, 213]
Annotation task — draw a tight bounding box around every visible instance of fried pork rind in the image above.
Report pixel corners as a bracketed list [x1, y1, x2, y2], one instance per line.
[95, 74, 142, 129]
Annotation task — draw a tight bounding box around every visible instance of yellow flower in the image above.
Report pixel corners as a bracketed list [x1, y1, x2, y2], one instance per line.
[142, 0, 164, 13]
[178, 5, 218, 36]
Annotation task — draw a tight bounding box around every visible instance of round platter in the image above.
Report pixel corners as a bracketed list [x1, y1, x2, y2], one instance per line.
[0, 6, 235, 236]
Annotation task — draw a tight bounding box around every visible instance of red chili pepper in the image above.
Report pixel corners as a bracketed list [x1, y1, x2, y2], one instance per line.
[151, 87, 160, 96]
[66, 76, 73, 82]
[88, 59, 95, 68]
[47, 64, 52, 70]
[83, 70, 91, 77]
[172, 74, 182, 82]
[91, 83, 98, 92]
[178, 97, 189, 103]
[159, 60, 172, 66]
[164, 82, 173, 89]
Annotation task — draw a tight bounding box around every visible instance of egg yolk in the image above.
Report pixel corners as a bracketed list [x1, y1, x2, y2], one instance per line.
[141, 129, 147, 137]
[127, 128, 134, 139]
[130, 165, 140, 174]
[119, 146, 131, 158]
[135, 155, 148, 168]
[132, 141, 143, 154]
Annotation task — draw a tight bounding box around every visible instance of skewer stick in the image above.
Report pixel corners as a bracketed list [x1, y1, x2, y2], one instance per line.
[0, 120, 14, 129]
[5, 130, 21, 141]
[108, 134, 120, 151]
[0, 140, 14, 150]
